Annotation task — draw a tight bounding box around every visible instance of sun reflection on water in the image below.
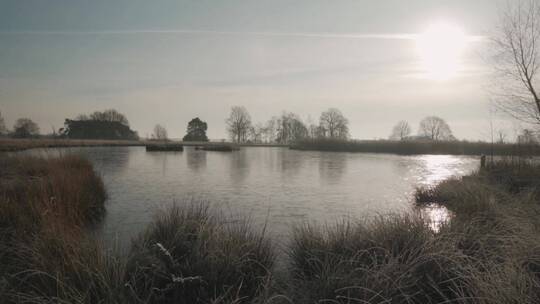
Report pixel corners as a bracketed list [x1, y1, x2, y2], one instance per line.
[419, 204, 452, 233]
[418, 155, 473, 187]
[414, 155, 476, 232]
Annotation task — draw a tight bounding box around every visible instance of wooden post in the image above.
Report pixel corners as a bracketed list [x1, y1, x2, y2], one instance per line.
[480, 154, 486, 169]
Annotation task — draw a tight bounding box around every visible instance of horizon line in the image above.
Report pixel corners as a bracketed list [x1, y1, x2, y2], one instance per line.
[0, 29, 486, 41]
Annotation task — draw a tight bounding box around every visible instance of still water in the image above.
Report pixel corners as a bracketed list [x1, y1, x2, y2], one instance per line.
[31, 147, 479, 246]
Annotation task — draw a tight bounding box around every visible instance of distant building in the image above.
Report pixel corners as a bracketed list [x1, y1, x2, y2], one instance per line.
[61, 119, 138, 140]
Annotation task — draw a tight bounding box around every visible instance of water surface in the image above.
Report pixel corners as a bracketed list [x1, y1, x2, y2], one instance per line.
[36, 146, 478, 246]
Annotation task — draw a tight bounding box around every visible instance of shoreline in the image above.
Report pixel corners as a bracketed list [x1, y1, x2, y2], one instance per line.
[0, 138, 289, 152]
[4, 138, 540, 157]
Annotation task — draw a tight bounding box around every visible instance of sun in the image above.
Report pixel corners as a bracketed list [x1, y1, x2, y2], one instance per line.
[416, 22, 468, 80]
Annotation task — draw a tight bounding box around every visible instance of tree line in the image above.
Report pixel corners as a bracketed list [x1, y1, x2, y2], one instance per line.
[0, 111, 40, 138]
[0, 106, 536, 144]
[388, 116, 455, 141]
[225, 106, 349, 144]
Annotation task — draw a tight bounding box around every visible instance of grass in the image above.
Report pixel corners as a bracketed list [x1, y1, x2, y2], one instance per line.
[3, 153, 540, 303]
[266, 158, 540, 303]
[284, 216, 472, 303]
[0, 138, 147, 152]
[0, 155, 276, 303]
[291, 138, 540, 156]
[0, 154, 114, 303]
[125, 204, 275, 303]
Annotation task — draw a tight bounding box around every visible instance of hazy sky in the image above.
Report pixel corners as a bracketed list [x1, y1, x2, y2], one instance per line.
[0, 0, 510, 140]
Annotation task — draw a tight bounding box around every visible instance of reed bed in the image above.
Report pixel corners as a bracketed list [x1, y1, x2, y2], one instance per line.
[0, 154, 113, 303]
[0, 138, 149, 152]
[0, 155, 276, 303]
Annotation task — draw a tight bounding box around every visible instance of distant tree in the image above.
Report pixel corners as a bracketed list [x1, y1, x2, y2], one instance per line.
[418, 116, 454, 141]
[0, 111, 7, 136]
[305, 115, 322, 139]
[249, 123, 265, 143]
[226, 106, 252, 143]
[183, 117, 208, 142]
[263, 118, 278, 143]
[518, 128, 538, 144]
[61, 119, 138, 140]
[319, 108, 349, 139]
[390, 121, 412, 140]
[76, 114, 90, 121]
[497, 129, 507, 144]
[152, 124, 168, 141]
[275, 112, 308, 144]
[490, 0, 540, 124]
[88, 109, 130, 126]
[13, 118, 39, 138]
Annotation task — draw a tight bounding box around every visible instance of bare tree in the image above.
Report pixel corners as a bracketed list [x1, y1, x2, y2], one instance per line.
[389, 120, 411, 140]
[495, 128, 508, 143]
[418, 116, 454, 141]
[319, 108, 349, 139]
[152, 124, 168, 141]
[275, 112, 308, 144]
[249, 123, 265, 143]
[13, 118, 39, 138]
[89, 109, 130, 126]
[305, 115, 322, 139]
[518, 128, 538, 143]
[491, 0, 540, 124]
[0, 111, 7, 136]
[76, 114, 90, 121]
[226, 106, 252, 143]
[263, 117, 278, 143]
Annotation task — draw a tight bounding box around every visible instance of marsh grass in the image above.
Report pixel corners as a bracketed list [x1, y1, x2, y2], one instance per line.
[410, 160, 540, 303]
[124, 204, 276, 304]
[0, 155, 115, 303]
[282, 215, 475, 304]
[0, 138, 147, 152]
[0, 155, 277, 303]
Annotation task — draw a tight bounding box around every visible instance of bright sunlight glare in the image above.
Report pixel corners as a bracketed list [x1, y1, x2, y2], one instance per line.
[416, 22, 469, 81]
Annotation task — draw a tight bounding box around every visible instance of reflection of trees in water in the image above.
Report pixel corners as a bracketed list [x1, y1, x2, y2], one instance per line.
[277, 149, 305, 178]
[318, 152, 347, 183]
[229, 149, 250, 184]
[64, 147, 133, 173]
[186, 149, 207, 171]
[146, 151, 172, 174]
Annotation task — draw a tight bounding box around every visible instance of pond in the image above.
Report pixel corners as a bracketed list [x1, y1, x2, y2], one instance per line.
[26, 146, 479, 247]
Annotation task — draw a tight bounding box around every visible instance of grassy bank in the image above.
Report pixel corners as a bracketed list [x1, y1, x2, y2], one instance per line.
[291, 138, 540, 155]
[0, 155, 276, 303]
[276, 160, 540, 303]
[0, 155, 112, 302]
[0, 138, 148, 152]
[3, 154, 540, 303]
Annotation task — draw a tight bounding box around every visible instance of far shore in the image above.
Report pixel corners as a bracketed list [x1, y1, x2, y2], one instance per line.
[3, 137, 540, 157]
[0, 138, 288, 152]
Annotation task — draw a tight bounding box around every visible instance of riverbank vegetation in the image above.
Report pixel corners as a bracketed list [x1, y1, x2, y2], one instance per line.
[291, 138, 540, 155]
[0, 155, 110, 302]
[0, 155, 276, 303]
[0, 138, 148, 152]
[3, 153, 540, 303]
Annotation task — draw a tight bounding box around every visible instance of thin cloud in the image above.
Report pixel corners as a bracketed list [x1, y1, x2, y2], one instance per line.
[0, 29, 418, 40]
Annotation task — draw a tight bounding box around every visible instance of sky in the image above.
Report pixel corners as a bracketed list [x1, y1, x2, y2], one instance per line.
[0, 0, 514, 140]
